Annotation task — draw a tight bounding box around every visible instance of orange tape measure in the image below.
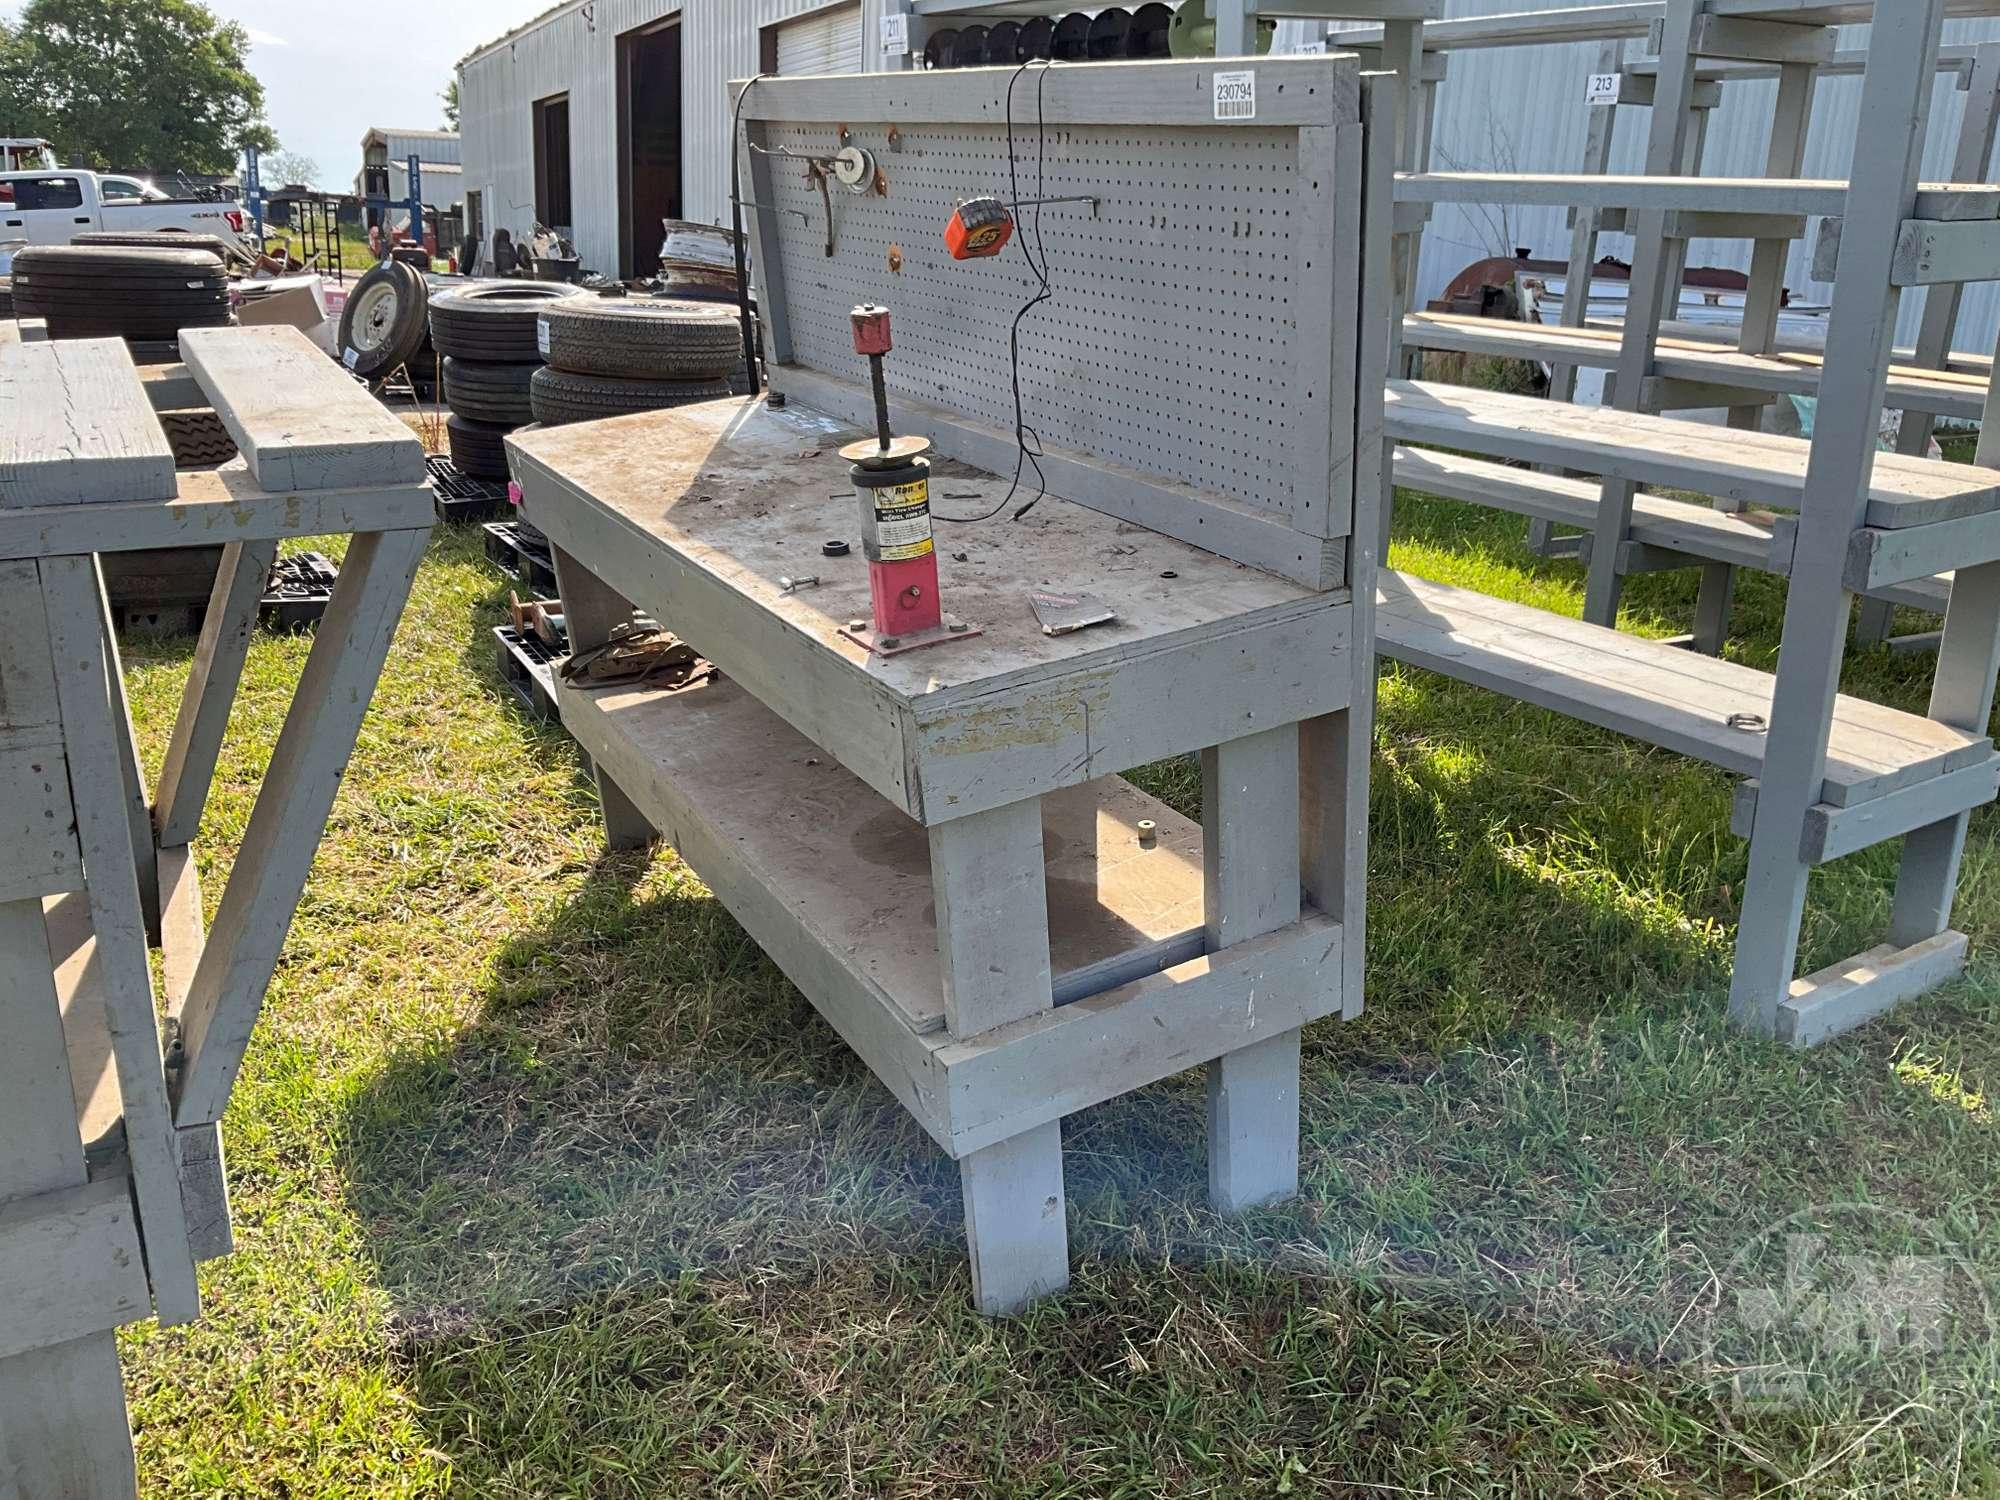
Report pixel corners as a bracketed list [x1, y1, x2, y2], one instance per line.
[944, 196, 1016, 260]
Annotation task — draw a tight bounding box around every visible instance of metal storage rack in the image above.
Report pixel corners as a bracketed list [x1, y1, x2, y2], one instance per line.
[510, 55, 1393, 1316]
[0, 326, 432, 1496]
[1373, 0, 2000, 1044]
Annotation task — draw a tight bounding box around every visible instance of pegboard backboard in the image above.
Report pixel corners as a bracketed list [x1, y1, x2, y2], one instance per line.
[735, 57, 1377, 592]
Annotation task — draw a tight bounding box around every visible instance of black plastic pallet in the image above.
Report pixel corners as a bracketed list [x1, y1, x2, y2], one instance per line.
[262, 552, 338, 632]
[482, 520, 559, 595]
[494, 624, 563, 724]
[428, 453, 511, 524]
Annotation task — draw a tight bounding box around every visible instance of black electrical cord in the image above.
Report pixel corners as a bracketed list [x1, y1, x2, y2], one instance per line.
[935, 59, 1054, 524]
[728, 74, 771, 396]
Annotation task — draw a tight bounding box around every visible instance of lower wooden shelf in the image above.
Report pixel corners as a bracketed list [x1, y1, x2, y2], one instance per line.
[559, 671, 1345, 1159]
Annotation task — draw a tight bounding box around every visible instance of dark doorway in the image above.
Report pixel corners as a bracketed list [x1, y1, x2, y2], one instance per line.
[533, 94, 573, 232]
[617, 21, 682, 279]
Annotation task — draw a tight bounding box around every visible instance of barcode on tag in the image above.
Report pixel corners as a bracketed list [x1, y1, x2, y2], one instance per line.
[1586, 72, 1622, 106]
[881, 14, 909, 52]
[1214, 70, 1256, 120]
[536, 320, 551, 356]
[343, 346, 361, 369]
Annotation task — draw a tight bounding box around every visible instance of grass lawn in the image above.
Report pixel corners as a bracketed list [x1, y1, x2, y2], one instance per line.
[112, 497, 1998, 1497]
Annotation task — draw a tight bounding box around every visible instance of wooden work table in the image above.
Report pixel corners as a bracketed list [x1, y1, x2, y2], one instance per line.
[510, 394, 1366, 1316]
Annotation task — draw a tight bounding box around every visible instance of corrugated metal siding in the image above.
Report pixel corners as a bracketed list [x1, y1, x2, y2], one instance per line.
[383, 133, 462, 167]
[774, 3, 866, 73]
[1377, 1, 2000, 354]
[460, 0, 888, 276]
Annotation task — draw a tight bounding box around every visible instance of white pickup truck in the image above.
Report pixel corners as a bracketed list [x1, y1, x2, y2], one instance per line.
[0, 169, 249, 248]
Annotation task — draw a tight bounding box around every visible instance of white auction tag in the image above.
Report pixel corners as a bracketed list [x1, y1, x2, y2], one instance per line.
[1214, 70, 1256, 120]
[881, 14, 910, 53]
[343, 345, 361, 370]
[1586, 72, 1622, 106]
[1294, 40, 1327, 55]
[536, 319, 551, 356]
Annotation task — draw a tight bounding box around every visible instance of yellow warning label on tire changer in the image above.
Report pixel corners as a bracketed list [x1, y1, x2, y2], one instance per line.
[869, 479, 935, 562]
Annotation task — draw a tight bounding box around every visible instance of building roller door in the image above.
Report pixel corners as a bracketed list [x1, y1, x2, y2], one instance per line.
[774, 3, 864, 74]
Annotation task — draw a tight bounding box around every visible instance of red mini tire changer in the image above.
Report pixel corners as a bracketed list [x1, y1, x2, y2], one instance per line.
[836, 304, 981, 656]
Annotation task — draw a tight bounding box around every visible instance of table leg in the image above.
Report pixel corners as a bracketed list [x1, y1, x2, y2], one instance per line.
[0, 899, 138, 1500]
[1203, 725, 1304, 1212]
[930, 800, 1067, 1315]
[549, 544, 654, 852]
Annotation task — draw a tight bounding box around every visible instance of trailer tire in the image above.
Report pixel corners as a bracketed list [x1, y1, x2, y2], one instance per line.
[442, 358, 538, 426]
[537, 298, 744, 380]
[529, 367, 733, 429]
[71, 231, 236, 261]
[428, 281, 590, 362]
[338, 260, 430, 380]
[447, 413, 513, 480]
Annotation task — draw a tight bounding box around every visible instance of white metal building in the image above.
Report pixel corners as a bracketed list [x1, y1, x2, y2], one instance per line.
[458, 1, 2000, 351]
[356, 127, 464, 211]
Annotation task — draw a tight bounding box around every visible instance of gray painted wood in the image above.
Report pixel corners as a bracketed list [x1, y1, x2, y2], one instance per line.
[178, 327, 425, 493]
[154, 540, 278, 848]
[548, 544, 654, 852]
[0, 900, 136, 1500]
[1377, 570, 1988, 806]
[39, 555, 201, 1322]
[96, 589, 159, 940]
[139, 364, 205, 415]
[1386, 379, 2000, 528]
[154, 844, 234, 1263]
[1732, 756, 2000, 863]
[0, 340, 175, 509]
[1396, 172, 2000, 220]
[1202, 724, 1304, 1213]
[0, 1179, 151, 1362]
[929, 799, 1053, 1039]
[511, 399, 1353, 826]
[958, 1122, 1067, 1317]
[1776, 932, 1969, 1047]
[0, 465, 433, 562]
[1729, 0, 1949, 1036]
[174, 527, 429, 1126]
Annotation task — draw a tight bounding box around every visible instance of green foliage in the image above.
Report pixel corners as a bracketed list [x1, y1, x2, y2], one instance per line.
[442, 76, 460, 132]
[0, 0, 275, 172]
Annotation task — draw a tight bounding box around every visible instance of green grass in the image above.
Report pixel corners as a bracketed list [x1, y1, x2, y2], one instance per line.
[114, 517, 2000, 1497]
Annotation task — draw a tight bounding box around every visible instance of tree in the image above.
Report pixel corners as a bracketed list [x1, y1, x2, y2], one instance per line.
[0, 0, 277, 173]
[442, 76, 460, 131]
[261, 150, 319, 189]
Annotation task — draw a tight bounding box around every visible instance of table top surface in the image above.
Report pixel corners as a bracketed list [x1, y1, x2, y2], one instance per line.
[509, 396, 1336, 710]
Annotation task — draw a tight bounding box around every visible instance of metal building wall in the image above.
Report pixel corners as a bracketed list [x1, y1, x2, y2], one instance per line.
[459, 0, 887, 276]
[1378, 1, 2000, 353]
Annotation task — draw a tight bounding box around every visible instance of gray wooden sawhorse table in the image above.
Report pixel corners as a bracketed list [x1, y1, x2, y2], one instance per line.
[0, 326, 431, 1498]
[509, 396, 1372, 1316]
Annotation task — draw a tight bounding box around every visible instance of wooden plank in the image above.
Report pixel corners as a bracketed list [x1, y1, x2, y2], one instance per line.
[546, 546, 653, 852]
[1387, 379, 2000, 527]
[510, 397, 1350, 825]
[39, 556, 201, 1323]
[936, 914, 1341, 1158]
[1203, 725, 1304, 1213]
[737, 53, 1356, 129]
[154, 540, 278, 847]
[958, 1122, 1067, 1317]
[1397, 172, 2000, 221]
[1732, 757, 2000, 863]
[1690, 12, 1835, 63]
[174, 527, 429, 1126]
[930, 800, 1053, 1039]
[1849, 513, 2000, 591]
[1394, 447, 1784, 570]
[1776, 933, 1969, 1048]
[178, 326, 425, 493]
[560, 671, 1207, 1040]
[154, 844, 233, 1263]
[0, 1178, 152, 1361]
[1376, 571, 1989, 805]
[1891, 216, 2000, 287]
[0, 339, 175, 508]
[0, 463, 434, 561]
[0, 733, 81, 904]
[139, 364, 205, 415]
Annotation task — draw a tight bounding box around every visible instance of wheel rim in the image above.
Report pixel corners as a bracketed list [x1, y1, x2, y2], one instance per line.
[350, 280, 401, 352]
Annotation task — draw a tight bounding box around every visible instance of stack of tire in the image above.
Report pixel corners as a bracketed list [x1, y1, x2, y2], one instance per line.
[529, 299, 743, 430]
[10, 245, 233, 342]
[337, 259, 436, 398]
[430, 281, 591, 479]
[72, 230, 240, 262]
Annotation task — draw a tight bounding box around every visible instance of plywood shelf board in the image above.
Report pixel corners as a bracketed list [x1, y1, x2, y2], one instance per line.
[0, 339, 177, 508]
[1377, 570, 1989, 806]
[565, 671, 1208, 1038]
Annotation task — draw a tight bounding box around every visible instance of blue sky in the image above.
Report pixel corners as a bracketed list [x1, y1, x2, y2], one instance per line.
[1, 0, 556, 186]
